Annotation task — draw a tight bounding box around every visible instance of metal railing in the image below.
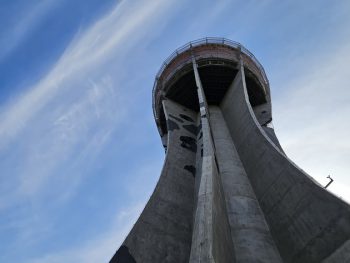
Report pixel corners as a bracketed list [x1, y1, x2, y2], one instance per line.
[152, 37, 269, 121]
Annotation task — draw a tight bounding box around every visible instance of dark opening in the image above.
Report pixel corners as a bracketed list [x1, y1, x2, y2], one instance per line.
[159, 63, 267, 134]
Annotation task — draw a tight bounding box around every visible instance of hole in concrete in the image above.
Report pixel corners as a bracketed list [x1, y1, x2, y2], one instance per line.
[179, 114, 194, 122]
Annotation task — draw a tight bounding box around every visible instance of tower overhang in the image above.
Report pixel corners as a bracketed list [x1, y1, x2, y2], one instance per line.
[152, 37, 271, 137]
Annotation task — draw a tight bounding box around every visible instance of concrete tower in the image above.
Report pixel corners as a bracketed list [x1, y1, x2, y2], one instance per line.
[110, 38, 350, 263]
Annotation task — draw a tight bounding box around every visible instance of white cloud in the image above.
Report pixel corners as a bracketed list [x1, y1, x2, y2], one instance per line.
[25, 154, 165, 263]
[0, 1, 165, 150]
[0, 1, 178, 261]
[0, 0, 173, 151]
[273, 40, 350, 203]
[17, 76, 121, 196]
[0, 0, 176, 205]
[28, 203, 144, 263]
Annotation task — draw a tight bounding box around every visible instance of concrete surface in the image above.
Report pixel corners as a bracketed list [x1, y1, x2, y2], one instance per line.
[189, 58, 235, 263]
[220, 63, 350, 262]
[210, 106, 282, 263]
[110, 100, 197, 263]
[111, 41, 350, 263]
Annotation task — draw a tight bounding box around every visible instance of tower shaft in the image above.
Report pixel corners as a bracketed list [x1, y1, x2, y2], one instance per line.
[110, 38, 350, 263]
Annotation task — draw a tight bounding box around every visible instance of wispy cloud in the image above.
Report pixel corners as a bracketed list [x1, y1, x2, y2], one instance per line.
[0, 1, 181, 261]
[28, 203, 144, 263]
[0, 0, 173, 150]
[23, 153, 164, 263]
[0, 0, 61, 61]
[17, 76, 120, 197]
[273, 40, 350, 202]
[0, 0, 176, 205]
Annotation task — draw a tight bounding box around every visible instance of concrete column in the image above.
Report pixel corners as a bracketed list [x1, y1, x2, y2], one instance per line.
[209, 105, 282, 263]
[189, 57, 235, 263]
[220, 61, 350, 262]
[111, 99, 197, 263]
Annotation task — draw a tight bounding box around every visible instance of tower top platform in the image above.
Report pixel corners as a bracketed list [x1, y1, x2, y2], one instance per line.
[152, 37, 271, 136]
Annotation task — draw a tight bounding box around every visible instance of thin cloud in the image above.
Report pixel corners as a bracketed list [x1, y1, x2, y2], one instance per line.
[273, 40, 350, 202]
[0, 1, 178, 261]
[28, 203, 144, 263]
[26, 156, 165, 263]
[0, 0, 61, 61]
[0, 0, 174, 151]
[0, 0, 176, 204]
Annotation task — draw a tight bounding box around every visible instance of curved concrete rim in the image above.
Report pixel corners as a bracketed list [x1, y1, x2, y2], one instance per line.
[152, 37, 270, 136]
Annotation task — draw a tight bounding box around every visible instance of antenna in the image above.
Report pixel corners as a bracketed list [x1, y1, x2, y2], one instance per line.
[324, 175, 334, 189]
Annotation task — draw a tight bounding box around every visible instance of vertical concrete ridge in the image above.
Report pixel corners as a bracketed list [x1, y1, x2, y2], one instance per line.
[190, 154, 236, 263]
[209, 105, 282, 263]
[189, 58, 235, 263]
[220, 63, 350, 262]
[190, 155, 215, 262]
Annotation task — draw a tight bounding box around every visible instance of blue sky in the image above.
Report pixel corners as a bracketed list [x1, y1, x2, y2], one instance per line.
[0, 0, 350, 262]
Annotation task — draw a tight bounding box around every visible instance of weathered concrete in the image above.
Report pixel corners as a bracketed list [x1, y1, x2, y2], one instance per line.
[111, 38, 350, 263]
[189, 58, 235, 263]
[220, 63, 350, 262]
[261, 126, 284, 153]
[253, 102, 271, 126]
[190, 154, 235, 263]
[110, 100, 197, 263]
[209, 106, 282, 263]
[323, 239, 350, 262]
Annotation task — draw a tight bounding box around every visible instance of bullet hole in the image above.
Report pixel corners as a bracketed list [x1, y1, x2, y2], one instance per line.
[180, 136, 197, 153]
[179, 114, 194, 122]
[183, 124, 197, 135]
[169, 114, 184, 123]
[167, 119, 179, 131]
[184, 165, 196, 177]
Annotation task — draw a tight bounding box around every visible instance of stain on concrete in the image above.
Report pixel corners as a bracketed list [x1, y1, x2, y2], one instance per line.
[180, 136, 197, 153]
[179, 114, 194, 122]
[169, 114, 184, 123]
[110, 245, 137, 263]
[184, 165, 196, 177]
[183, 124, 197, 135]
[167, 119, 179, 131]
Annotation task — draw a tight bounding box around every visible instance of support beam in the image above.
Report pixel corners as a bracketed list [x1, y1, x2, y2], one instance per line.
[220, 55, 350, 263]
[189, 56, 235, 263]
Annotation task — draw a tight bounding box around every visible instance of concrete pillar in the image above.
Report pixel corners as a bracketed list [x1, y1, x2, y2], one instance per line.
[220, 60, 350, 262]
[209, 105, 282, 263]
[189, 57, 235, 263]
[110, 99, 197, 263]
